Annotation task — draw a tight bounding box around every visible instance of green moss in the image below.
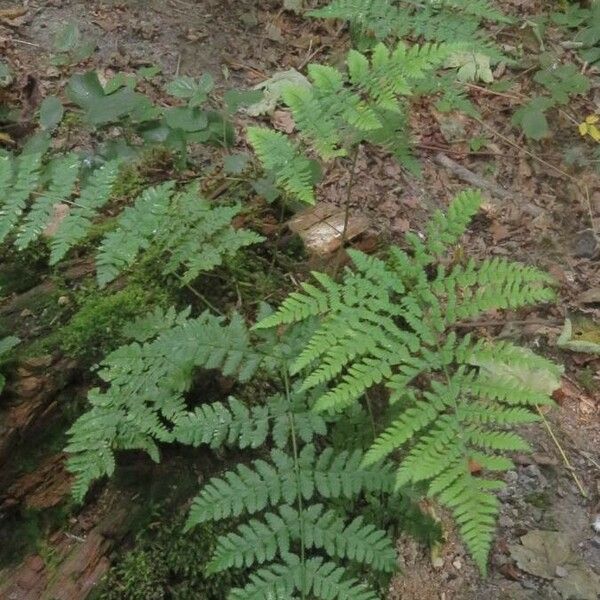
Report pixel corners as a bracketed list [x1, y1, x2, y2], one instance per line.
[0, 505, 71, 569]
[577, 366, 596, 394]
[57, 282, 170, 359]
[0, 240, 50, 296]
[111, 146, 174, 201]
[524, 491, 551, 510]
[94, 512, 244, 600]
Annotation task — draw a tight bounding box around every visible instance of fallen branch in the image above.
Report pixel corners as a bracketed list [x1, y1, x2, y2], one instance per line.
[434, 152, 512, 202]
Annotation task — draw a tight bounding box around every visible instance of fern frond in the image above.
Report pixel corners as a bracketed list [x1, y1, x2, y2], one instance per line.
[281, 81, 349, 161]
[15, 153, 80, 249]
[172, 396, 270, 449]
[228, 554, 380, 600]
[186, 445, 393, 526]
[96, 182, 262, 286]
[96, 181, 175, 285]
[0, 152, 42, 243]
[49, 160, 121, 264]
[259, 189, 559, 573]
[424, 188, 483, 259]
[66, 310, 266, 501]
[213, 504, 396, 573]
[247, 127, 316, 204]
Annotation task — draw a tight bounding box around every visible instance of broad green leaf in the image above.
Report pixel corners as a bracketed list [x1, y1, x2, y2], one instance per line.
[246, 69, 311, 116]
[54, 22, 80, 52]
[557, 317, 600, 354]
[224, 89, 264, 113]
[223, 153, 250, 174]
[167, 74, 214, 107]
[138, 65, 162, 80]
[67, 72, 105, 108]
[166, 76, 198, 99]
[445, 52, 493, 84]
[0, 336, 19, 356]
[252, 177, 280, 203]
[511, 97, 553, 140]
[39, 96, 64, 130]
[164, 107, 208, 132]
[534, 65, 590, 105]
[104, 73, 137, 94]
[68, 72, 153, 126]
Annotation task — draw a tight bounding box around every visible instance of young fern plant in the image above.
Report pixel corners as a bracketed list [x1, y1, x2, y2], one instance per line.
[0, 149, 122, 260]
[66, 304, 400, 600]
[95, 181, 263, 286]
[184, 382, 398, 600]
[249, 39, 459, 240]
[308, 0, 509, 52]
[255, 188, 561, 573]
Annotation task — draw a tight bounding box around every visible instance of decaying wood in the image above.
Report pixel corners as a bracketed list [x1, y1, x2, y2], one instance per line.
[1, 452, 73, 511]
[288, 203, 371, 256]
[434, 152, 512, 202]
[0, 498, 136, 600]
[0, 257, 95, 317]
[0, 355, 78, 468]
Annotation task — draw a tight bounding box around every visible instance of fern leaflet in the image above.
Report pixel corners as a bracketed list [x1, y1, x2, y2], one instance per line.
[247, 127, 316, 204]
[96, 182, 263, 286]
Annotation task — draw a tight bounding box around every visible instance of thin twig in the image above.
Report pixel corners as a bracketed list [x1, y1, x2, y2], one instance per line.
[172, 272, 223, 315]
[537, 406, 587, 498]
[434, 152, 512, 202]
[2, 37, 40, 47]
[334, 145, 360, 275]
[475, 117, 597, 233]
[455, 318, 561, 329]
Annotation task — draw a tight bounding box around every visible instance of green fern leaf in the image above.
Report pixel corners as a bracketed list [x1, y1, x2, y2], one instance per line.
[258, 189, 559, 573]
[96, 181, 175, 285]
[49, 160, 121, 265]
[228, 554, 380, 600]
[96, 182, 262, 286]
[15, 153, 80, 249]
[172, 396, 270, 449]
[0, 152, 42, 243]
[66, 310, 266, 501]
[186, 445, 393, 527]
[247, 127, 316, 204]
[209, 503, 395, 574]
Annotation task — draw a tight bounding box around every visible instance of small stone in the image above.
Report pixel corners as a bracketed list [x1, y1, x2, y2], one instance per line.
[593, 515, 600, 533]
[452, 558, 462, 570]
[573, 229, 599, 258]
[432, 556, 444, 569]
[57, 295, 70, 306]
[531, 508, 543, 522]
[524, 464, 541, 479]
[500, 515, 515, 528]
[555, 565, 567, 578]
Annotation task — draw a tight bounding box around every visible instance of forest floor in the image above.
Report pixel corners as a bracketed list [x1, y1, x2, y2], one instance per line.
[0, 0, 599, 599]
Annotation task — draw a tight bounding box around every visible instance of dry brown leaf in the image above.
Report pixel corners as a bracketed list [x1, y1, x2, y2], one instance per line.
[271, 109, 295, 134]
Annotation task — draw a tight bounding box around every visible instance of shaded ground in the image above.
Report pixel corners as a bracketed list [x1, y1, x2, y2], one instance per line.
[0, 0, 599, 598]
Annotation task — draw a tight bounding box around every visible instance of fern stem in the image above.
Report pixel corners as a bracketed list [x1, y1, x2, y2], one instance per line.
[172, 271, 224, 316]
[335, 144, 360, 274]
[364, 390, 377, 441]
[536, 405, 587, 498]
[283, 368, 307, 600]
